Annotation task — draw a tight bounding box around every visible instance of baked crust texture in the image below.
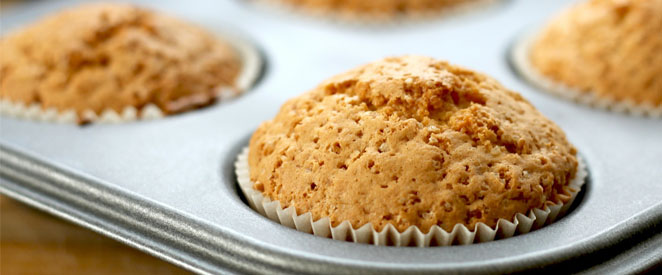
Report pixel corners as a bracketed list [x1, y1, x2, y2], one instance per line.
[0, 3, 241, 115]
[530, 0, 662, 106]
[249, 56, 578, 232]
[268, 0, 485, 19]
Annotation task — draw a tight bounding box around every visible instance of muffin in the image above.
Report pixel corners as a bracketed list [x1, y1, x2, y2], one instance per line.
[525, 0, 661, 115]
[237, 56, 585, 246]
[0, 3, 241, 123]
[259, 0, 494, 21]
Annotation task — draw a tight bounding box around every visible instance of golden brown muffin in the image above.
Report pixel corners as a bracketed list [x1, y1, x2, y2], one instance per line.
[265, 0, 488, 20]
[530, 0, 662, 107]
[0, 3, 241, 120]
[248, 56, 578, 233]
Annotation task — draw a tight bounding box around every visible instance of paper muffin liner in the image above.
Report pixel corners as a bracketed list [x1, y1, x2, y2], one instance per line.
[250, 0, 500, 26]
[511, 31, 662, 118]
[0, 29, 263, 124]
[235, 147, 587, 246]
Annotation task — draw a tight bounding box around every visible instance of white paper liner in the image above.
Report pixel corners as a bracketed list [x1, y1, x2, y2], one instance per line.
[251, 0, 500, 26]
[235, 147, 587, 246]
[0, 29, 263, 124]
[511, 31, 662, 118]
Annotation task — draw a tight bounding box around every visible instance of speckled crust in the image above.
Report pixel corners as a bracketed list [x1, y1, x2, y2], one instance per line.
[267, 0, 484, 19]
[530, 0, 662, 106]
[0, 3, 241, 117]
[248, 56, 578, 233]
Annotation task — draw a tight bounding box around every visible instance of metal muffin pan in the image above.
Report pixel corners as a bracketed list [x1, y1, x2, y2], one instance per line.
[1, 0, 660, 274]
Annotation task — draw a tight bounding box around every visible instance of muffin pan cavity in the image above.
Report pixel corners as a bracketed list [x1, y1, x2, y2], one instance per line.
[233, 55, 589, 247]
[509, 31, 662, 118]
[0, 3, 265, 124]
[235, 146, 588, 247]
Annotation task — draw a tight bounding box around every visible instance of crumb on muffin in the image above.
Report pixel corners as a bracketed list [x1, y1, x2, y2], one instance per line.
[248, 56, 578, 233]
[530, 0, 662, 106]
[0, 3, 241, 118]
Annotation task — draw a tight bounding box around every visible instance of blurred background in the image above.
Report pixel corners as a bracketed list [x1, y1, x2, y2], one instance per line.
[0, 2, 186, 274]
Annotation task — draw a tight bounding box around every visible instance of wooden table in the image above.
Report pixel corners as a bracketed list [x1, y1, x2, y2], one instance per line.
[0, 2, 189, 274]
[0, 195, 190, 274]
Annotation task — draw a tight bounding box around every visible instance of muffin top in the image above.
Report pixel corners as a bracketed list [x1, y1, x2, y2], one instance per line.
[0, 3, 240, 117]
[530, 0, 662, 106]
[270, 0, 484, 20]
[248, 56, 578, 233]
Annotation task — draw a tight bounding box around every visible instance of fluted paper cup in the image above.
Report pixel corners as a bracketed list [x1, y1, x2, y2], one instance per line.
[235, 147, 587, 247]
[511, 31, 662, 118]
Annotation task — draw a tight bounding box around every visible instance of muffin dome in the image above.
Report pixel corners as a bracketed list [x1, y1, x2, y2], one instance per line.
[0, 3, 240, 121]
[248, 56, 578, 233]
[530, 0, 662, 107]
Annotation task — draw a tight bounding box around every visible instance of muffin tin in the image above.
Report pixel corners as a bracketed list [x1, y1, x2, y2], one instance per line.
[1, 0, 660, 274]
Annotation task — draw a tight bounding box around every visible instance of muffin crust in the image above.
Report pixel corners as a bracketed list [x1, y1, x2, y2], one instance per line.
[267, 0, 486, 20]
[0, 3, 240, 118]
[530, 0, 662, 106]
[249, 56, 578, 233]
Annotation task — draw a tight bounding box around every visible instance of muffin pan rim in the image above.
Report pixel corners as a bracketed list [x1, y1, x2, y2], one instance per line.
[1, 141, 661, 274]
